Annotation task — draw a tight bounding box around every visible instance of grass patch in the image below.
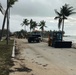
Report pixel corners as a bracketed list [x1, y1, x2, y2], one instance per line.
[0, 40, 14, 75]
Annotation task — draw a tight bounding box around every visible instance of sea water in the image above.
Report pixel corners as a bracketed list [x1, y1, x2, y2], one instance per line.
[63, 36, 76, 43]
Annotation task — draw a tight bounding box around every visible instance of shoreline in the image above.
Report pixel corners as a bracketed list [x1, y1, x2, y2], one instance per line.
[72, 43, 76, 49]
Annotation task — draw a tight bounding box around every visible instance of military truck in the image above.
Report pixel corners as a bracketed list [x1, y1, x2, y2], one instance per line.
[28, 31, 42, 43]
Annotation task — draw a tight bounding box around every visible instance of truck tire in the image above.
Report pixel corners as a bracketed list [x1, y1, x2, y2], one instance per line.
[36, 40, 40, 43]
[28, 40, 31, 43]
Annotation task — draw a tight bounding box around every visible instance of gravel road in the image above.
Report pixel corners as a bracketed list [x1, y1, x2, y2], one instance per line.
[10, 38, 76, 75]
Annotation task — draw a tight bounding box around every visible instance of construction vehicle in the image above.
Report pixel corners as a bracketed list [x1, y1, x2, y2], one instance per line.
[48, 31, 72, 48]
[28, 31, 42, 43]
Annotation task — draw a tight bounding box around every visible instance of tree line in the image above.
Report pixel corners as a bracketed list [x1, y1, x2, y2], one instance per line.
[21, 19, 46, 32]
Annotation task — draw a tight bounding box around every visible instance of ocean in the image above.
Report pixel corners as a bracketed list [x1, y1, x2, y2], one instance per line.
[63, 36, 76, 43]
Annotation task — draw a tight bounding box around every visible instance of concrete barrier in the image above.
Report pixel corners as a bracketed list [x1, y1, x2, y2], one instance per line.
[12, 39, 15, 58]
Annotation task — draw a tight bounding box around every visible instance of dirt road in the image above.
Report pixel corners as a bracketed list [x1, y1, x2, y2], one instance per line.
[10, 38, 76, 75]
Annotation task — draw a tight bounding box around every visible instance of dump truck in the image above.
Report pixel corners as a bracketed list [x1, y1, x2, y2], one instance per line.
[28, 31, 42, 43]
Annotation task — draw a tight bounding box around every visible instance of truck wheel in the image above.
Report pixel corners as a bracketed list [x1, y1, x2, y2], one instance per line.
[28, 40, 31, 43]
[37, 40, 39, 43]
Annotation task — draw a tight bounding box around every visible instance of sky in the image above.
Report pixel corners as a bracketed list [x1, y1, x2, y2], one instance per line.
[0, 0, 76, 35]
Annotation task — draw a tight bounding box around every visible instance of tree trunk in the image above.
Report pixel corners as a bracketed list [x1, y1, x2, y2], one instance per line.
[42, 28, 44, 41]
[24, 25, 26, 31]
[62, 19, 64, 41]
[0, 7, 9, 40]
[7, 0, 9, 45]
[30, 25, 31, 32]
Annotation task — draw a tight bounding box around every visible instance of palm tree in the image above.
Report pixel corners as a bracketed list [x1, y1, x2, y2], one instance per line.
[29, 19, 37, 31]
[29, 19, 38, 32]
[39, 20, 46, 40]
[39, 20, 46, 32]
[31, 21, 37, 31]
[55, 4, 76, 40]
[0, 0, 18, 44]
[21, 19, 29, 31]
[54, 10, 63, 31]
[29, 19, 33, 32]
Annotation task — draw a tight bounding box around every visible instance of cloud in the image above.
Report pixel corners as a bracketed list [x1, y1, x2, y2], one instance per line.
[0, 0, 76, 35]
[1, 0, 76, 17]
[10, 0, 52, 17]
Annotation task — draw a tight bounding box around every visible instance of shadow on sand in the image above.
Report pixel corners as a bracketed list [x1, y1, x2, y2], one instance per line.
[9, 66, 32, 73]
[15, 66, 32, 72]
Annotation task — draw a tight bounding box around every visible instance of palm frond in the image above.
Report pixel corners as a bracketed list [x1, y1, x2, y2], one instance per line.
[55, 9, 62, 16]
[0, 3, 5, 15]
[21, 23, 24, 26]
[61, 4, 76, 17]
[45, 26, 47, 27]
[54, 16, 60, 19]
[70, 12, 76, 14]
[9, 0, 18, 7]
[68, 6, 73, 10]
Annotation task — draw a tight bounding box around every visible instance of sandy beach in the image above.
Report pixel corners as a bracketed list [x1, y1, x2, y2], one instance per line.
[9, 38, 76, 75]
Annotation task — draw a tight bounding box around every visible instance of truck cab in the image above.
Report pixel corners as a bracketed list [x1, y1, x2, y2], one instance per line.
[48, 31, 62, 46]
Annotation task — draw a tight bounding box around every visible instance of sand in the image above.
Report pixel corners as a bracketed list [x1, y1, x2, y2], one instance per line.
[9, 38, 76, 75]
